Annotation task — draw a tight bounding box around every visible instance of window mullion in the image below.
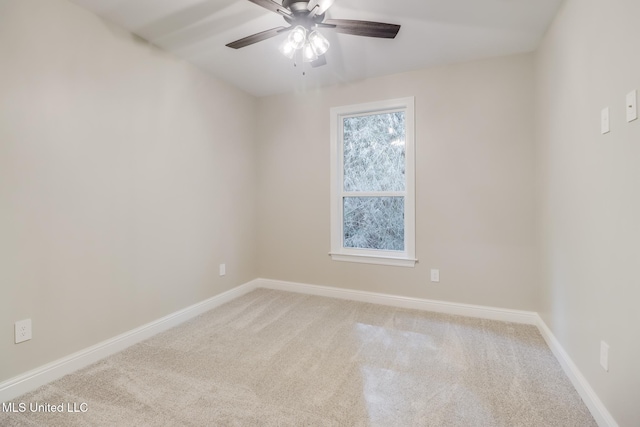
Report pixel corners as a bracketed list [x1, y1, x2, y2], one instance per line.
[342, 191, 406, 198]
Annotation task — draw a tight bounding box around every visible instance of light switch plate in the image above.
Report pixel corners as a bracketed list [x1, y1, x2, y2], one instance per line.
[219, 263, 226, 276]
[601, 107, 610, 134]
[627, 90, 637, 122]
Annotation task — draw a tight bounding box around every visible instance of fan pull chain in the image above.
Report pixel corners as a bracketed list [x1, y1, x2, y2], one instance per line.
[292, 57, 306, 77]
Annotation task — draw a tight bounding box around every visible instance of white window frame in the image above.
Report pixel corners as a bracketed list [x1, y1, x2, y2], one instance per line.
[329, 97, 416, 267]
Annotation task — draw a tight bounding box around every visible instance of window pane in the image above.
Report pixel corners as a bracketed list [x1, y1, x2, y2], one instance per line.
[343, 112, 405, 192]
[343, 197, 404, 251]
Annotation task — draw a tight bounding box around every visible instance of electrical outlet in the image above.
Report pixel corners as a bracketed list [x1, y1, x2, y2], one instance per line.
[600, 341, 609, 372]
[219, 263, 226, 276]
[15, 319, 32, 344]
[601, 107, 610, 134]
[430, 269, 440, 283]
[627, 90, 637, 122]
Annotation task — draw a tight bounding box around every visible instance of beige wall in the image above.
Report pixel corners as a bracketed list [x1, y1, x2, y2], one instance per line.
[0, 0, 257, 382]
[256, 54, 539, 311]
[535, 0, 640, 425]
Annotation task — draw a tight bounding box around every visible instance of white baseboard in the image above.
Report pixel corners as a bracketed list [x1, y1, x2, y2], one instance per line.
[255, 278, 539, 325]
[0, 280, 258, 403]
[535, 316, 619, 427]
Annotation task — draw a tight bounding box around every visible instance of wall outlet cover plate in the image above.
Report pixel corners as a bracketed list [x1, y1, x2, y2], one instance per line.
[600, 341, 609, 372]
[15, 319, 32, 344]
[627, 90, 637, 122]
[601, 107, 610, 134]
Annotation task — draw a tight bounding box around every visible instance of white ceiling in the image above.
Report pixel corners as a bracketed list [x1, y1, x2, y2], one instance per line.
[70, 0, 564, 97]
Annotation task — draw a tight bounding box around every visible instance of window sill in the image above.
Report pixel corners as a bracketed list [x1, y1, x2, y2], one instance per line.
[329, 252, 417, 268]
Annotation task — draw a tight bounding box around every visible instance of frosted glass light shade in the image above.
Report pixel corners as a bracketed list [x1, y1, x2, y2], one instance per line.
[308, 30, 330, 56]
[288, 26, 307, 50]
[302, 42, 318, 62]
[279, 39, 296, 59]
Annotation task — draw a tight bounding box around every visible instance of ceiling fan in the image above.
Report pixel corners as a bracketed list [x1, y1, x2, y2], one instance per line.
[226, 0, 401, 68]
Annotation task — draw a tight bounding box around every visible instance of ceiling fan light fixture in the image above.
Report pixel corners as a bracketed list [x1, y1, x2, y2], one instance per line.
[308, 30, 330, 56]
[288, 25, 307, 50]
[279, 39, 296, 59]
[226, 0, 402, 71]
[302, 41, 318, 62]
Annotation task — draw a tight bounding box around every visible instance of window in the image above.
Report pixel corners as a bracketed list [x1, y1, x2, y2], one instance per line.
[330, 97, 416, 267]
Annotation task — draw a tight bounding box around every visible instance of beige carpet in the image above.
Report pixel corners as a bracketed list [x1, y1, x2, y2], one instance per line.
[1, 289, 596, 426]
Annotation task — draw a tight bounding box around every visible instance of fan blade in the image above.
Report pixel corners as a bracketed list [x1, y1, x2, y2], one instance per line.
[226, 26, 287, 49]
[323, 19, 401, 39]
[248, 0, 291, 17]
[317, 23, 337, 29]
[311, 54, 327, 68]
[308, 0, 335, 17]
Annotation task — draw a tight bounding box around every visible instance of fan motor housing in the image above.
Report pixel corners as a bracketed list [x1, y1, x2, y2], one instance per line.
[282, 1, 326, 28]
[282, 0, 311, 14]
